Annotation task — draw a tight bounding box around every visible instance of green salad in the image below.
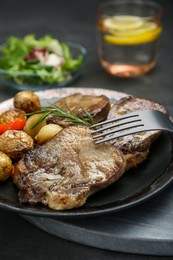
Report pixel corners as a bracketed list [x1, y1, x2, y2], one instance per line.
[0, 35, 84, 85]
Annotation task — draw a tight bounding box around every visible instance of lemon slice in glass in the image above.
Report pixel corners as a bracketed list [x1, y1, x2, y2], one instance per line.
[103, 15, 145, 31]
[103, 15, 162, 45]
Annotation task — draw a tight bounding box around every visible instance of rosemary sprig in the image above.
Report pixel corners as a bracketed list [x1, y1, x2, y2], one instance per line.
[26, 102, 94, 129]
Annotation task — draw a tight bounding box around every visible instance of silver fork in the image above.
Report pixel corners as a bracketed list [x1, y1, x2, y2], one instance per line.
[90, 110, 173, 144]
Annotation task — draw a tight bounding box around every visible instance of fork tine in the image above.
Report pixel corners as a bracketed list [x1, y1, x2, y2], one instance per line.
[92, 121, 144, 139]
[94, 126, 152, 144]
[90, 111, 139, 128]
[91, 109, 173, 144]
[91, 118, 141, 134]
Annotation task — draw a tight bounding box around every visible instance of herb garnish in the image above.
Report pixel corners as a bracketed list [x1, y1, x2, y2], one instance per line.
[26, 103, 94, 129]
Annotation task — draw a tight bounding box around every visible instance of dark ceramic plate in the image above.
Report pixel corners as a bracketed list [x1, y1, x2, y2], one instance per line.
[0, 88, 173, 218]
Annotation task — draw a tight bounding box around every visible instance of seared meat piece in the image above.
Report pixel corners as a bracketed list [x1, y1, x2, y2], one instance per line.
[13, 126, 126, 210]
[47, 93, 110, 126]
[107, 96, 169, 170]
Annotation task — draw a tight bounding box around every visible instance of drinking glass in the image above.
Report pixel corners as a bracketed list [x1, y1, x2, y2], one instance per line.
[96, 0, 163, 77]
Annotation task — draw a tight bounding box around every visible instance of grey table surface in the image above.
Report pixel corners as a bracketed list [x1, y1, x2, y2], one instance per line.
[0, 0, 173, 259]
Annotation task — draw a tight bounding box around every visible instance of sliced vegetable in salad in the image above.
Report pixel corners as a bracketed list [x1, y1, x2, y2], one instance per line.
[0, 35, 84, 85]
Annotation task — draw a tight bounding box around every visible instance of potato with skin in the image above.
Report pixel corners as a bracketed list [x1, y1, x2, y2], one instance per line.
[14, 90, 41, 113]
[0, 109, 25, 124]
[0, 130, 34, 161]
[35, 124, 63, 144]
[0, 151, 13, 181]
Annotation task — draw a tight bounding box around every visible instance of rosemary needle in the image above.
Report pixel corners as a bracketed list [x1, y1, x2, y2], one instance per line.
[26, 102, 94, 128]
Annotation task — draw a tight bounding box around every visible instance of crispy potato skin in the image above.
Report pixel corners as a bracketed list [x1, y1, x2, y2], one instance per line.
[0, 151, 13, 181]
[0, 109, 25, 124]
[14, 91, 41, 113]
[0, 130, 34, 161]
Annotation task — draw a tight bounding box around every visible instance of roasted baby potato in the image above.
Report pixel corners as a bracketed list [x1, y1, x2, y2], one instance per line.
[0, 151, 13, 181]
[0, 108, 25, 124]
[0, 130, 34, 161]
[14, 90, 41, 113]
[35, 124, 63, 144]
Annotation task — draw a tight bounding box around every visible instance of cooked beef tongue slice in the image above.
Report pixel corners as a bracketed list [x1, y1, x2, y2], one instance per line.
[13, 125, 126, 211]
